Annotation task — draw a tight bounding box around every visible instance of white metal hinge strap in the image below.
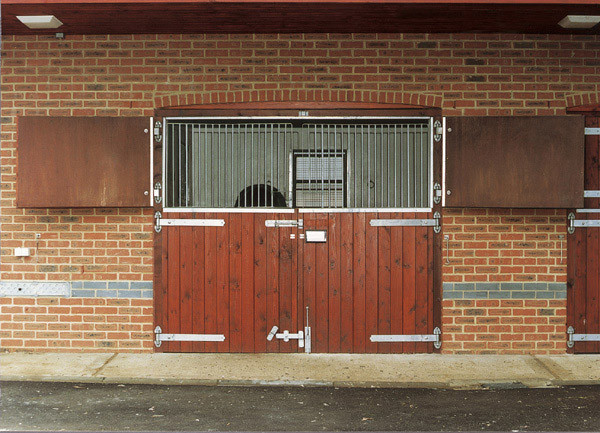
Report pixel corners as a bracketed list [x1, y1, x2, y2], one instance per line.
[585, 128, 600, 136]
[159, 219, 225, 227]
[584, 190, 600, 198]
[567, 326, 600, 348]
[370, 327, 442, 349]
[265, 219, 303, 229]
[567, 211, 600, 234]
[370, 212, 441, 233]
[154, 326, 225, 347]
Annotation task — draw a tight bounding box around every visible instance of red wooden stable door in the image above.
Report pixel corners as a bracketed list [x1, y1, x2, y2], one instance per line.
[567, 115, 600, 354]
[155, 211, 304, 353]
[302, 211, 438, 353]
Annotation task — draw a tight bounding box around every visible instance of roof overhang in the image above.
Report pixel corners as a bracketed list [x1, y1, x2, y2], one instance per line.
[2, 1, 600, 35]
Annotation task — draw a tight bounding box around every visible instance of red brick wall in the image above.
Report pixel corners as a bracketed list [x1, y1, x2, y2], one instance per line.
[1, 32, 598, 353]
[0, 297, 153, 351]
[442, 299, 567, 354]
[443, 209, 567, 283]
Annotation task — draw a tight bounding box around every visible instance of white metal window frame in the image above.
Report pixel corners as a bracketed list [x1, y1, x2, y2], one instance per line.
[161, 116, 435, 214]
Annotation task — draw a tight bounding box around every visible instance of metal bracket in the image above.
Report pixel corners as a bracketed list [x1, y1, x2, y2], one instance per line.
[153, 120, 162, 143]
[370, 327, 442, 349]
[154, 182, 162, 204]
[368, 212, 441, 234]
[584, 190, 600, 198]
[567, 326, 600, 348]
[265, 219, 303, 229]
[154, 326, 225, 347]
[159, 219, 225, 227]
[433, 182, 442, 204]
[585, 127, 600, 136]
[154, 211, 162, 233]
[266, 325, 304, 348]
[433, 120, 443, 142]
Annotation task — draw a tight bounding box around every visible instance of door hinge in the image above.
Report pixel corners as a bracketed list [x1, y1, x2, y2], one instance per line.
[154, 182, 162, 204]
[567, 326, 600, 348]
[370, 327, 442, 349]
[154, 211, 162, 233]
[154, 326, 225, 347]
[568, 211, 600, 234]
[265, 219, 303, 229]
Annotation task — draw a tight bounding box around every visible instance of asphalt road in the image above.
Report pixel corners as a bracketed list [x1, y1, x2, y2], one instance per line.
[1, 382, 599, 431]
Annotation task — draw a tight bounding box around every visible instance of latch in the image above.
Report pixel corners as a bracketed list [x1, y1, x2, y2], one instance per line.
[153, 182, 162, 204]
[267, 325, 304, 348]
[265, 219, 304, 229]
[154, 211, 162, 233]
[433, 183, 442, 204]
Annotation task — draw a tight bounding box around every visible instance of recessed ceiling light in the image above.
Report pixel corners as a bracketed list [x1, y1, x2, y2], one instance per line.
[558, 15, 600, 29]
[16, 15, 63, 29]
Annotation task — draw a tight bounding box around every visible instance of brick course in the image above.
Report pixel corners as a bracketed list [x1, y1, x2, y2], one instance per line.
[2, 32, 598, 354]
[442, 299, 567, 354]
[0, 297, 153, 351]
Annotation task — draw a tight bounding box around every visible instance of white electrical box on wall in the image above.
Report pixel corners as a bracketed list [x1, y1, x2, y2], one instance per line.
[15, 247, 30, 257]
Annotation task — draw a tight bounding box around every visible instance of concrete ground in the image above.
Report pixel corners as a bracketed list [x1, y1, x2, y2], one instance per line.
[1, 352, 600, 388]
[2, 382, 600, 431]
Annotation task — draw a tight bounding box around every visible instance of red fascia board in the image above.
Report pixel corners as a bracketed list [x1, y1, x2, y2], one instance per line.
[3, 0, 600, 4]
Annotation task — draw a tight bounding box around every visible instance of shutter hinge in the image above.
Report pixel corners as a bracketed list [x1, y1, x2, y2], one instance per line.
[434, 120, 443, 142]
[567, 326, 600, 348]
[153, 120, 163, 142]
[433, 182, 442, 204]
[154, 182, 162, 204]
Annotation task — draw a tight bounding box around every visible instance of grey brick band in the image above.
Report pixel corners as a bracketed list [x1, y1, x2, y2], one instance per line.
[443, 282, 566, 300]
[0, 281, 153, 299]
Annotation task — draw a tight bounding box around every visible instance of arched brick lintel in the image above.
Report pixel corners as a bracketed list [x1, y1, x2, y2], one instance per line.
[565, 92, 600, 112]
[154, 90, 443, 110]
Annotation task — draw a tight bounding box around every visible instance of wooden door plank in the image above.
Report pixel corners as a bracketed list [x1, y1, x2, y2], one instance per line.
[294, 211, 303, 354]
[415, 217, 429, 354]
[315, 215, 329, 353]
[156, 212, 169, 353]
[328, 213, 341, 352]
[167, 223, 181, 352]
[216, 213, 230, 352]
[390, 211, 404, 353]
[179, 213, 194, 352]
[303, 216, 317, 352]
[365, 212, 378, 353]
[574, 221, 587, 354]
[377, 212, 391, 354]
[403, 213, 417, 353]
[587, 116, 600, 353]
[204, 212, 218, 352]
[254, 213, 268, 352]
[241, 214, 255, 353]
[352, 212, 366, 353]
[192, 213, 206, 353]
[266, 213, 280, 353]
[229, 213, 243, 353]
[278, 217, 294, 353]
[340, 212, 354, 353]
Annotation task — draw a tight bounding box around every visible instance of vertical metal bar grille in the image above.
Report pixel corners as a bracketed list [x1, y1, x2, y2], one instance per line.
[165, 122, 294, 208]
[164, 120, 431, 209]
